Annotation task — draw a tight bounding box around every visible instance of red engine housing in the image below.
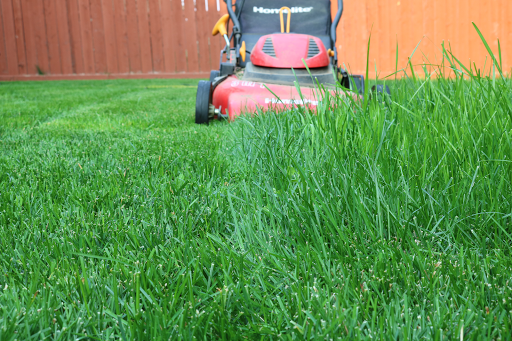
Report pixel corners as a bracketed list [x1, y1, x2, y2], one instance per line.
[250, 34, 330, 69]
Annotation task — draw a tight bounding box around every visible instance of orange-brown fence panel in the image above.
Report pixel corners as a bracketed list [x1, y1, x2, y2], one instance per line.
[0, 0, 511, 81]
[335, 0, 512, 78]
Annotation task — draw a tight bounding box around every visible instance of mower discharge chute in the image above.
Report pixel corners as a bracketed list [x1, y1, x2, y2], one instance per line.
[195, 0, 365, 124]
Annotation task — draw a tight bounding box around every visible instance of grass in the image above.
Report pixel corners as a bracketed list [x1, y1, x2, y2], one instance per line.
[0, 68, 511, 339]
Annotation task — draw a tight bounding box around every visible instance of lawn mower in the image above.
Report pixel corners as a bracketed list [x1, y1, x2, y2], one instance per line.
[195, 0, 369, 123]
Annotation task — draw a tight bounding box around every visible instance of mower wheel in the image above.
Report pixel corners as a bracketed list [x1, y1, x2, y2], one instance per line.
[195, 81, 212, 124]
[370, 85, 391, 101]
[209, 70, 220, 82]
[350, 75, 365, 94]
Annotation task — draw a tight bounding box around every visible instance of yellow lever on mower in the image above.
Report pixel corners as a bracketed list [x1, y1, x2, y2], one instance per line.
[212, 14, 231, 47]
[240, 41, 246, 62]
[279, 7, 291, 33]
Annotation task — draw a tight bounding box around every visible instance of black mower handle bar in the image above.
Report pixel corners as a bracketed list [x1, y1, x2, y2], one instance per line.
[225, 0, 241, 36]
[331, 0, 343, 49]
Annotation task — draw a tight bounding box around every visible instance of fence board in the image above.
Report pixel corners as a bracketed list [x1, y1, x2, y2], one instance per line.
[67, 0, 84, 74]
[125, 0, 141, 72]
[366, 0, 378, 72]
[78, 0, 94, 73]
[101, 0, 118, 73]
[343, 0, 356, 71]
[148, 0, 163, 72]
[161, 0, 175, 72]
[137, 0, 152, 73]
[457, 0, 468, 68]
[43, 0, 62, 74]
[0, 2, 6, 74]
[1, 0, 19, 75]
[12, 0, 27, 73]
[89, 0, 107, 73]
[195, 0, 210, 72]
[32, 0, 50, 74]
[113, 0, 129, 73]
[377, 0, 390, 75]
[171, 0, 185, 72]
[55, 0, 73, 74]
[183, 0, 198, 72]
[507, 0, 512, 70]
[410, 0, 423, 68]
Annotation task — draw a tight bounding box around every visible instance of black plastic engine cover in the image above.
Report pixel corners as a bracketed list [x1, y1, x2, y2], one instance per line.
[242, 62, 336, 87]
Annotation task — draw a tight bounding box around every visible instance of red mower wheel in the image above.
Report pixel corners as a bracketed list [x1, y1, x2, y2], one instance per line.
[195, 80, 212, 124]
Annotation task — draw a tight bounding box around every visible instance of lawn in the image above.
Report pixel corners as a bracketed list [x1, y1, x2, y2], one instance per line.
[0, 74, 511, 340]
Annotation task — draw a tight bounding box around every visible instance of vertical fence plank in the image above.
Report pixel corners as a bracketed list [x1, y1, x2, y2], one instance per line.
[470, 0, 483, 72]
[171, 0, 185, 72]
[67, 0, 84, 74]
[496, 1, 510, 71]
[11, 0, 26, 74]
[480, 0, 493, 72]
[182, 0, 198, 72]
[410, 0, 424, 72]
[32, 0, 50, 73]
[43, 0, 62, 74]
[113, 0, 129, 73]
[102, 0, 118, 73]
[1, 0, 19, 75]
[475, 0, 488, 72]
[195, 0, 211, 72]
[338, 1, 353, 72]
[357, 0, 368, 73]
[148, 0, 163, 72]
[19, 0, 36, 74]
[506, 0, 512, 73]
[78, 0, 94, 73]
[89, 0, 107, 73]
[161, 0, 176, 72]
[126, 0, 141, 72]
[376, 0, 389, 76]
[491, 0, 500, 72]
[399, 0, 411, 70]
[399, 0, 410, 72]
[433, 0, 443, 70]
[445, 0, 454, 57]
[424, 0, 433, 71]
[0, 2, 6, 74]
[457, 0, 468, 69]
[137, 0, 152, 73]
[55, 0, 73, 74]
[365, 0, 375, 72]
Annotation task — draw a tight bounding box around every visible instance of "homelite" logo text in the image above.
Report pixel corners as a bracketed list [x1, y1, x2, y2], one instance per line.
[253, 6, 313, 14]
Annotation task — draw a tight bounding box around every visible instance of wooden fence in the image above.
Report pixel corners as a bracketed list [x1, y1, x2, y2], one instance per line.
[0, 0, 511, 81]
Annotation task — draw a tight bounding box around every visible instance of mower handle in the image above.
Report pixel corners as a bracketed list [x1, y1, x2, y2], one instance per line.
[279, 7, 291, 33]
[225, 0, 241, 36]
[331, 0, 343, 53]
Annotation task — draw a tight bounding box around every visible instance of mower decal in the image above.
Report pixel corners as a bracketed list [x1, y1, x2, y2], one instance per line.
[253, 6, 313, 14]
[265, 98, 318, 106]
[230, 81, 265, 88]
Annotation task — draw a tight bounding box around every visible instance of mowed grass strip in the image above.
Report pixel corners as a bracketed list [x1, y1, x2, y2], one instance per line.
[0, 73, 511, 340]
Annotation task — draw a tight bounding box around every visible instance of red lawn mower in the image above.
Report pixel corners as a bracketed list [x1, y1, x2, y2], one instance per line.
[195, 0, 373, 123]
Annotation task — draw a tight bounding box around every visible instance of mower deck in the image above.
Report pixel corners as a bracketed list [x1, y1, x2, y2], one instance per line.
[212, 74, 329, 121]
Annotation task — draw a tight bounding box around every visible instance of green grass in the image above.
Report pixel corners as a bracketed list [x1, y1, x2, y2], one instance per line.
[0, 69, 511, 339]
